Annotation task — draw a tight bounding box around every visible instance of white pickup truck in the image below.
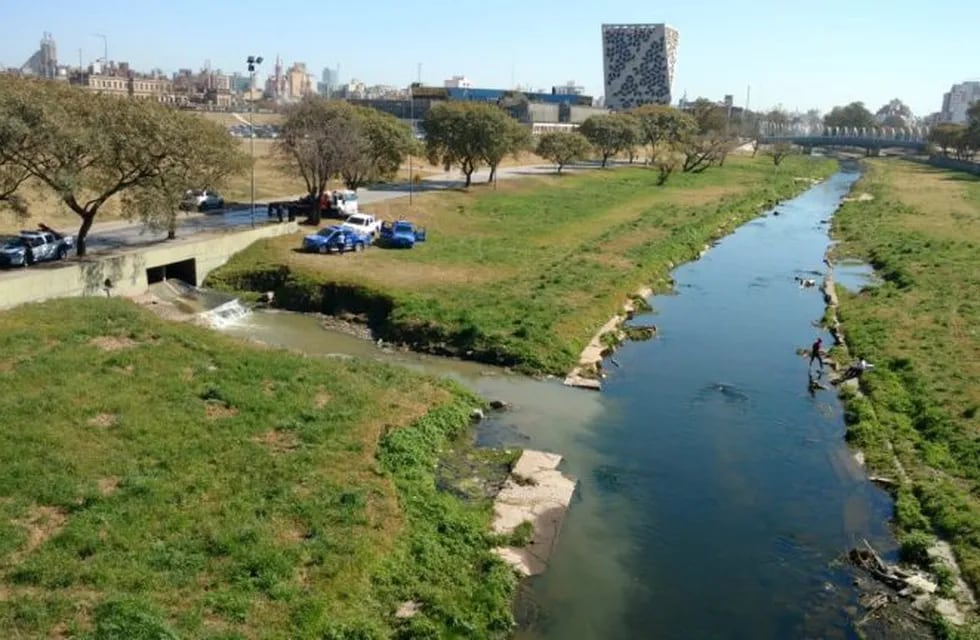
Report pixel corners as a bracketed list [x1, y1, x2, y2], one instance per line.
[341, 213, 382, 239]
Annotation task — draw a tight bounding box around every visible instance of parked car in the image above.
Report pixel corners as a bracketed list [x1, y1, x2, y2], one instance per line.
[341, 213, 382, 239]
[0, 228, 75, 267]
[378, 220, 427, 248]
[180, 189, 225, 212]
[302, 225, 369, 254]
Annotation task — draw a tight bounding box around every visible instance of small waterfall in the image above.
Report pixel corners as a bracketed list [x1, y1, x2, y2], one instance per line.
[198, 298, 250, 328]
[144, 279, 251, 328]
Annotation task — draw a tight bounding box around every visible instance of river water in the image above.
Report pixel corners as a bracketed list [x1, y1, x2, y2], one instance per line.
[221, 167, 899, 639]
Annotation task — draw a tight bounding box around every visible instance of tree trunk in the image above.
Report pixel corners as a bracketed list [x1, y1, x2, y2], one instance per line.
[556, 162, 563, 174]
[488, 165, 497, 183]
[76, 213, 96, 257]
[463, 168, 473, 188]
[601, 154, 609, 168]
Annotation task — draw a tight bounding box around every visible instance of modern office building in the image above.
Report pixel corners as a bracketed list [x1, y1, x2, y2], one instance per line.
[602, 23, 679, 111]
[940, 81, 980, 124]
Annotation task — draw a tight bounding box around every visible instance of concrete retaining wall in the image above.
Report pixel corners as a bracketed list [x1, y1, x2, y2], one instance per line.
[0, 221, 297, 311]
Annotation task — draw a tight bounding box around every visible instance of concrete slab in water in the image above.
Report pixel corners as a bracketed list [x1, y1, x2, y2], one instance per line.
[492, 450, 576, 576]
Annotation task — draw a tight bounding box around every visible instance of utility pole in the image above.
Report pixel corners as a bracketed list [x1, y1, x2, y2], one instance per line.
[246, 55, 264, 228]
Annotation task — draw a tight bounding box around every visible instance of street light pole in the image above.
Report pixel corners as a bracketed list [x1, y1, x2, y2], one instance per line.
[246, 55, 263, 228]
[93, 34, 107, 64]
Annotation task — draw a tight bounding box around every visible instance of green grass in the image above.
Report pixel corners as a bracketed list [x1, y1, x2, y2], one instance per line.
[208, 155, 836, 375]
[829, 159, 980, 598]
[0, 298, 516, 638]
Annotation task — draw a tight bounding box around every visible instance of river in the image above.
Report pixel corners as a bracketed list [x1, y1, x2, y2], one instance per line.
[221, 167, 901, 639]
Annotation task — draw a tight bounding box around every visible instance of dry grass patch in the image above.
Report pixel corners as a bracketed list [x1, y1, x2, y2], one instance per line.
[97, 476, 120, 496]
[251, 429, 300, 454]
[314, 389, 332, 408]
[87, 413, 118, 428]
[13, 505, 68, 556]
[204, 401, 239, 420]
[88, 335, 137, 351]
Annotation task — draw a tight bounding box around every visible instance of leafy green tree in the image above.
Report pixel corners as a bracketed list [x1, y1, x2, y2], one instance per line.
[632, 104, 698, 150]
[823, 102, 876, 130]
[967, 102, 980, 151]
[929, 123, 966, 157]
[767, 141, 795, 166]
[341, 106, 418, 191]
[0, 79, 33, 215]
[578, 113, 639, 167]
[535, 132, 592, 174]
[278, 97, 361, 224]
[481, 114, 531, 183]
[422, 102, 514, 187]
[686, 98, 729, 135]
[875, 99, 913, 129]
[651, 144, 684, 185]
[123, 114, 247, 240]
[0, 75, 246, 255]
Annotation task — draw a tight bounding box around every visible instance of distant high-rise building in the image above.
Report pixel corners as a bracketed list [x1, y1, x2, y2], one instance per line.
[319, 66, 339, 96]
[601, 23, 678, 111]
[940, 81, 980, 124]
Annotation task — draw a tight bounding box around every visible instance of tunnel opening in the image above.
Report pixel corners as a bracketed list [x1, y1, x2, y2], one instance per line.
[146, 258, 197, 286]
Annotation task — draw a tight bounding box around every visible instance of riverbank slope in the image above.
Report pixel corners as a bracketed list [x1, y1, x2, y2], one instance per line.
[829, 159, 980, 628]
[208, 155, 836, 375]
[0, 298, 518, 638]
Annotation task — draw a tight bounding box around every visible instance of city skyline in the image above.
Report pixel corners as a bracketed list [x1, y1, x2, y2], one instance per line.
[1, 0, 978, 116]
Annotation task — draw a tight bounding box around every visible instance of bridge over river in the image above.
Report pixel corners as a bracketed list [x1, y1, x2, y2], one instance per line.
[758, 122, 929, 153]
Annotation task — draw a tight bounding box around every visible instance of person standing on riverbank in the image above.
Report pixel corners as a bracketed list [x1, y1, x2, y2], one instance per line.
[809, 337, 824, 372]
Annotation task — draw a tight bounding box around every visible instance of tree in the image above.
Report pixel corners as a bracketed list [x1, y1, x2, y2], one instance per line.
[823, 102, 876, 130]
[632, 105, 698, 151]
[631, 105, 697, 183]
[767, 141, 795, 166]
[422, 102, 512, 187]
[278, 98, 361, 225]
[480, 113, 531, 183]
[123, 114, 247, 239]
[686, 98, 729, 135]
[535, 132, 592, 174]
[651, 144, 684, 186]
[341, 106, 418, 191]
[579, 113, 640, 167]
[0, 80, 33, 216]
[929, 123, 966, 157]
[876, 99, 913, 129]
[681, 134, 734, 173]
[0, 75, 247, 256]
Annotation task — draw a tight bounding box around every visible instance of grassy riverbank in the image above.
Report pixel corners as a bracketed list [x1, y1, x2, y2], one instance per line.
[0, 298, 516, 638]
[830, 160, 980, 603]
[209, 155, 836, 375]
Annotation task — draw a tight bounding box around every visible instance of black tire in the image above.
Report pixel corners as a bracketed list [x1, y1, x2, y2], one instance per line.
[57, 246, 68, 260]
[217, 199, 224, 209]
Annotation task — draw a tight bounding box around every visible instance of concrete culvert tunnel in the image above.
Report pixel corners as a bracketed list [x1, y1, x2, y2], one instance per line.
[146, 258, 197, 286]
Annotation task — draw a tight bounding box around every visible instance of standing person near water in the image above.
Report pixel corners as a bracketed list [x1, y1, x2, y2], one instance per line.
[809, 337, 824, 372]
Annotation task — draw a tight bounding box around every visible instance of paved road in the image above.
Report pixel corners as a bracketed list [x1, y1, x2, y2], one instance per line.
[2, 160, 615, 270]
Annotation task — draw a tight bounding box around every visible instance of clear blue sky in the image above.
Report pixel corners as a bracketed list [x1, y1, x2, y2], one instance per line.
[2, 0, 977, 116]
